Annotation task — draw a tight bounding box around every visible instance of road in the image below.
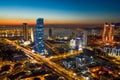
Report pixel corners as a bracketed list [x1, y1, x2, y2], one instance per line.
[5, 39, 84, 80]
[45, 41, 83, 61]
[47, 50, 83, 61]
[86, 46, 120, 69]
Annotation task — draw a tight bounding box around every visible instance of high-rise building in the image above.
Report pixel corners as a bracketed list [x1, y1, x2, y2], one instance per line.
[23, 23, 28, 40]
[34, 18, 44, 54]
[69, 39, 76, 49]
[75, 37, 82, 50]
[49, 28, 52, 38]
[108, 23, 114, 43]
[30, 28, 34, 42]
[102, 23, 115, 44]
[102, 23, 109, 43]
[82, 31, 87, 47]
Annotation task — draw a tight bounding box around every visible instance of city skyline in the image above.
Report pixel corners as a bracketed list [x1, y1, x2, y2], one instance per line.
[0, 0, 120, 25]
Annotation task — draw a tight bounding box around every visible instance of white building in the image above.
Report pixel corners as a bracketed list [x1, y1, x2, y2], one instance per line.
[103, 47, 120, 56]
[76, 37, 82, 50]
[69, 39, 76, 49]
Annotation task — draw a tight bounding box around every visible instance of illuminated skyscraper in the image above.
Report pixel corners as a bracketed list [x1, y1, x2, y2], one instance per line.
[75, 37, 82, 50]
[30, 28, 34, 42]
[102, 23, 115, 44]
[102, 23, 109, 43]
[34, 18, 44, 54]
[69, 39, 76, 49]
[108, 23, 114, 43]
[23, 23, 28, 40]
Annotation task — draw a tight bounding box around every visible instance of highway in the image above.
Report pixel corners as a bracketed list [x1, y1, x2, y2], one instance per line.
[5, 39, 84, 80]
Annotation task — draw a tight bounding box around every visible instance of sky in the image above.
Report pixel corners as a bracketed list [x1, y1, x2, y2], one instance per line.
[0, 0, 120, 25]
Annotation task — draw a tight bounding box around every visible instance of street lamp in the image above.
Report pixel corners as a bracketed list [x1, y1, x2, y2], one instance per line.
[73, 73, 76, 76]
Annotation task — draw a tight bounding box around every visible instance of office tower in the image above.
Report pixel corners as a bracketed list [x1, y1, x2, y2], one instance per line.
[75, 37, 82, 50]
[23, 23, 28, 40]
[69, 39, 76, 49]
[49, 28, 52, 38]
[71, 32, 76, 39]
[82, 31, 87, 47]
[102, 23, 109, 43]
[34, 18, 44, 54]
[102, 23, 115, 44]
[108, 23, 114, 43]
[30, 28, 34, 42]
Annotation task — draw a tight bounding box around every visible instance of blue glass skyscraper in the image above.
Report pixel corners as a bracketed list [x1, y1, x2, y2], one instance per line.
[34, 18, 44, 54]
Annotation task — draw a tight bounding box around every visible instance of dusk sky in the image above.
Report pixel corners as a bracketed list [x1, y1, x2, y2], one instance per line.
[0, 0, 120, 25]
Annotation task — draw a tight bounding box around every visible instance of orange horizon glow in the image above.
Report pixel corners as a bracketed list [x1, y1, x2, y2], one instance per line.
[0, 20, 79, 25]
[0, 19, 104, 26]
[0, 0, 120, 26]
[0, 20, 34, 25]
